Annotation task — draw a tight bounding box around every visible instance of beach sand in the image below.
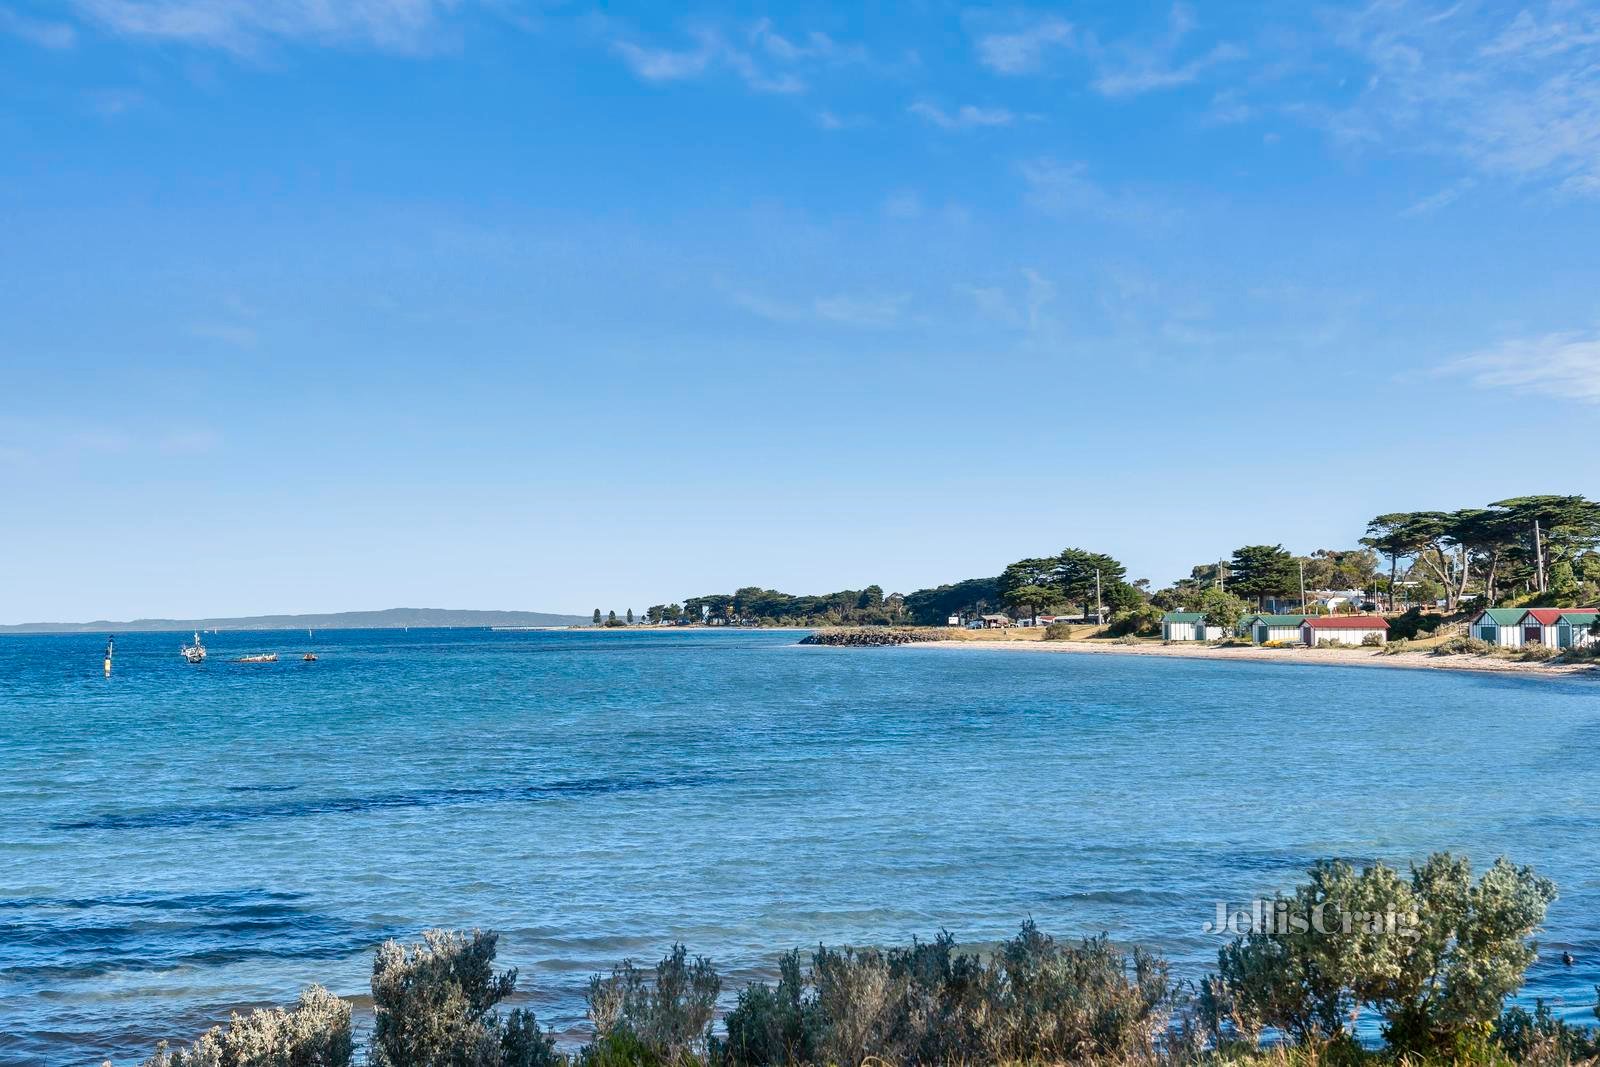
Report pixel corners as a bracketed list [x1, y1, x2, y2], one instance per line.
[939, 638, 1600, 678]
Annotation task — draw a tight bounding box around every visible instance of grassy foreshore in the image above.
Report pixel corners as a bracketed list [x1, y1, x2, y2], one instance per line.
[803, 627, 1600, 677]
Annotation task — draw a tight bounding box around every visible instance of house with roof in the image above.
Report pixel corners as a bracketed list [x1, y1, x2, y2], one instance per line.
[1162, 611, 1227, 641]
[1554, 611, 1599, 649]
[1469, 608, 1528, 648]
[1300, 615, 1389, 647]
[1242, 614, 1310, 644]
[1518, 607, 1598, 647]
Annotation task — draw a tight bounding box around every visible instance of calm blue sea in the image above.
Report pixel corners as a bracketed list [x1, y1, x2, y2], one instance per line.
[2, 628, 1598, 1065]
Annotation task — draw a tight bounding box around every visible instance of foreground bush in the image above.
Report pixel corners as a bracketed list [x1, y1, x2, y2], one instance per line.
[1200, 854, 1557, 1055]
[369, 929, 558, 1067]
[721, 922, 1170, 1066]
[584, 943, 720, 1065]
[139, 984, 352, 1067]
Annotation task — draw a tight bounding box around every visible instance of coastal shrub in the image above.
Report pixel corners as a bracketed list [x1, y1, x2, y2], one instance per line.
[1517, 643, 1558, 662]
[1380, 639, 1412, 655]
[1043, 622, 1074, 640]
[139, 984, 353, 1067]
[720, 922, 1170, 1067]
[369, 929, 557, 1067]
[1361, 633, 1384, 647]
[1386, 607, 1444, 642]
[584, 944, 720, 1066]
[1107, 604, 1164, 638]
[1435, 635, 1496, 657]
[1201, 854, 1556, 1055]
[1494, 999, 1600, 1062]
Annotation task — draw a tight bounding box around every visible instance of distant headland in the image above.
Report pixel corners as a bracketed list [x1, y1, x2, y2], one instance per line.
[0, 607, 591, 634]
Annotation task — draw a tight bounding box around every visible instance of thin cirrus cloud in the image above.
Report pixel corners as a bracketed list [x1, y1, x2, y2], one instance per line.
[0, 6, 77, 47]
[1020, 159, 1173, 228]
[1084, 4, 1245, 97]
[612, 19, 863, 95]
[1450, 330, 1600, 404]
[908, 101, 1014, 129]
[65, 0, 457, 52]
[1307, 1, 1600, 197]
[973, 16, 1073, 75]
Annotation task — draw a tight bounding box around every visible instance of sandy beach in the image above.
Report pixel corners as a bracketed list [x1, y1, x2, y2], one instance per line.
[943, 637, 1600, 678]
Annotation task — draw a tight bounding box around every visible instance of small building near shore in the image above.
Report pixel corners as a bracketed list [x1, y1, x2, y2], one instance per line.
[1469, 608, 1528, 647]
[1300, 615, 1389, 647]
[1162, 612, 1226, 641]
[1243, 614, 1311, 644]
[1554, 611, 1600, 649]
[1518, 607, 1598, 647]
[979, 614, 1012, 629]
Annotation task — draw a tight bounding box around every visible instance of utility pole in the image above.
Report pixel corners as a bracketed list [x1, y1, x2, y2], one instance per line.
[1298, 560, 1307, 616]
[1534, 518, 1546, 593]
[1095, 569, 1104, 626]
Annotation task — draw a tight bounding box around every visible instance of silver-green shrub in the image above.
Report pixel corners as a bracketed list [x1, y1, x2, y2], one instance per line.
[1200, 854, 1556, 1055]
[585, 944, 721, 1065]
[369, 929, 558, 1067]
[720, 923, 1170, 1066]
[139, 984, 352, 1067]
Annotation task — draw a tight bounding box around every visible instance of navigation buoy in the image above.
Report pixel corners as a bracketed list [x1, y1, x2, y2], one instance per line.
[103, 636, 114, 677]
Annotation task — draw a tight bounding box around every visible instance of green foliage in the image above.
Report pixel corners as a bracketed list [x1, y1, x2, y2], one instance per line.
[1494, 999, 1600, 1062]
[903, 576, 1002, 626]
[1202, 855, 1555, 1055]
[1387, 607, 1442, 641]
[1361, 632, 1384, 646]
[1516, 643, 1558, 662]
[1043, 621, 1074, 640]
[369, 929, 555, 1067]
[593, 609, 602, 625]
[141, 985, 353, 1067]
[1230, 545, 1299, 603]
[719, 923, 1171, 1067]
[1107, 603, 1165, 637]
[1436, 635, 1496, 656]
[1197, 586, 1249, 634]
[1054, 547, 1129, 618]
[584, 944, 720, 1066]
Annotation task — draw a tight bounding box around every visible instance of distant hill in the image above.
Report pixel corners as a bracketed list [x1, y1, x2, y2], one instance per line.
[0, 607, 591, 634]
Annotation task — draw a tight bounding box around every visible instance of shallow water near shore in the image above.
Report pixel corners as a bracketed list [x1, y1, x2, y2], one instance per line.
[3, 627, 1598, 1064]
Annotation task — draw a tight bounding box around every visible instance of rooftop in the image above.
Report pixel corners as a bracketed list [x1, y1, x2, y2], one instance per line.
[1303, 616, 1390, 629]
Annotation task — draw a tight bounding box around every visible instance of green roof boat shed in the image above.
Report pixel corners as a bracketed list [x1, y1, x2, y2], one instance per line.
[1469, 608, 1527, 648]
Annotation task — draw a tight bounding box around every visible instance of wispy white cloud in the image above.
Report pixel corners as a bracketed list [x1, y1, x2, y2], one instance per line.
[724, 283, 909, 329]
[959, 268, 1058, 333]
[613, 19, 863, 95]
[814, 292, 908, 327]
[1020, 159, 1174, 227]
[816, 109, 871, 131]
[908, 101, 1014, 129]
[1450, 329, 1600, 404]
[1400, 177, 1477, 217]
[68, 0, 462, 53]
[1325, 0, 1600, 197]
[974, 15, 1073, 75]
[1, 7, 77, 47]
[1086, 3, 1244, 97]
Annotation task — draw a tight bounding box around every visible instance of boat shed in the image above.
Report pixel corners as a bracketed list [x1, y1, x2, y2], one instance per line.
[1300, 616, 1389, 647]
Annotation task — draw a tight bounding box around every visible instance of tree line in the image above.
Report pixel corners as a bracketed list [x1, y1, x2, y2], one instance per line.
[636, 494, 1600, 632]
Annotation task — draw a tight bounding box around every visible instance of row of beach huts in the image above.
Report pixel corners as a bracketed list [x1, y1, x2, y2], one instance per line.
[1161, 607, 1599, 648]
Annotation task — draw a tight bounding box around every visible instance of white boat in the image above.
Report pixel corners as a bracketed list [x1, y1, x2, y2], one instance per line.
[181, 632, 206, 663]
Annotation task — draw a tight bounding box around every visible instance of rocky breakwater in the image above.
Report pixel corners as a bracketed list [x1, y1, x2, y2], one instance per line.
[799, 627, 951, 646]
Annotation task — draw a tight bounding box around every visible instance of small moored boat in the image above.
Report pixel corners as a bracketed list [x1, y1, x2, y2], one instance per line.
[237, 653, 278, 663]
[181, 632, 206, 663]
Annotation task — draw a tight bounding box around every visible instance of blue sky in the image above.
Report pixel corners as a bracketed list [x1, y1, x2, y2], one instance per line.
[2, 1, 1598, 622]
